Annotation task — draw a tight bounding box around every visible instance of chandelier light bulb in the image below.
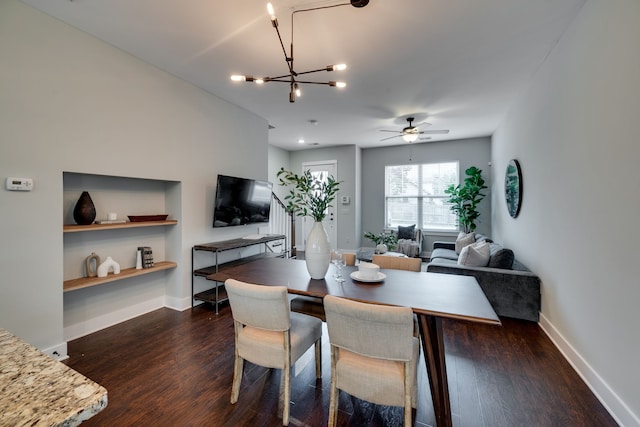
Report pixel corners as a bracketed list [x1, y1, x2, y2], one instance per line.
[335, 81, 346, 88]
[255, 78, 264, 84]
[334, 63, 347, 71]
[267, 3, 276, 21]
[230, 75, 246, 82]
[294, 84, 301, 97]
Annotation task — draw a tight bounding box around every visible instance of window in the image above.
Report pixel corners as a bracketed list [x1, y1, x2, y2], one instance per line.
[385, 162, 459, 230]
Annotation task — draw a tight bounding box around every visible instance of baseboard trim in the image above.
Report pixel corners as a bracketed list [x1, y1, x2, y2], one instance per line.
[539, 312, 639, 427]
[63, 296, 165, 342]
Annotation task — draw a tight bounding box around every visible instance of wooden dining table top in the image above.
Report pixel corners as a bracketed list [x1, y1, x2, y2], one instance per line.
[207, 257, 499, 325]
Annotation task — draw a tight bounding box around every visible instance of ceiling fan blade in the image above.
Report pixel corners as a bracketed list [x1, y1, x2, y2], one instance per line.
[380, 134, 401, 141]
[419, 129, 450, 135]
[413, 121, 432, 128]
[379, 130, 401, 133]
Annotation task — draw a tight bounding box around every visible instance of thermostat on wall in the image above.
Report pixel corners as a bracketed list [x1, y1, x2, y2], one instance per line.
[6, 177, 33, 191]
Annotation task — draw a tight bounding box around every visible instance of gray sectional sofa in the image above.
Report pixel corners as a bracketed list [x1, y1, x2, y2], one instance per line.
[426, 238, 541, 322]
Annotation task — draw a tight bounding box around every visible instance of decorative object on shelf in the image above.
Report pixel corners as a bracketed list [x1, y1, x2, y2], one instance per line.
[73, 191, 96, 225]
[135, 249, 143, 270]
[505, 159, 523, 218]
[364, 231, 398, 252]
[278, 167, 340, 279]
[445, 166, 487, 233]
[84, 252, 101, 278]
[97, 256, 120, 278]
[230, 1, 369, 103]
[127, 215, 169, 222]
[138, 246, 154, 268]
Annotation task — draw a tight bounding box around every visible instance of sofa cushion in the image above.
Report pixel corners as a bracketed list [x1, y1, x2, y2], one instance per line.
[488, 248, 515, 269]
[455, 232, 475, 254]
[430, 248, 459, 262]
[398, 224, 416, 240]
[458, 241, 490, 267]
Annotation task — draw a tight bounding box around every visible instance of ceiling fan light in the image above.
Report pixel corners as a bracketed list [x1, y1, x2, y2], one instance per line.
[402, 133, 419, 143]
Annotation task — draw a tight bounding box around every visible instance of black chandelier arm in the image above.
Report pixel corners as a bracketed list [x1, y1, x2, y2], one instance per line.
[258, 78, 336, 86]
[271, 23, 294, 76]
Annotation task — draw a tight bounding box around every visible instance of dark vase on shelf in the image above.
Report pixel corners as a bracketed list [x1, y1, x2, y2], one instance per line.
[73, 191, 96, 225]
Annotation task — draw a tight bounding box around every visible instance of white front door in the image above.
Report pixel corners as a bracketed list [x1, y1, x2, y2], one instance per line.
[301, 161, 338, 251]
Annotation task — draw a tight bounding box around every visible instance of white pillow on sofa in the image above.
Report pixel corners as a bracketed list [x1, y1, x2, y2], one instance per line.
[458, 241, 491, 267]
[455, 231, 475, 254]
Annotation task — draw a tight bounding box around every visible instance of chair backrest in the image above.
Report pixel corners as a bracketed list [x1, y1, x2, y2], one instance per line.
[372, 255, 422, 272]
[324, 295, 414, 361]
[225, 279, 291, 331]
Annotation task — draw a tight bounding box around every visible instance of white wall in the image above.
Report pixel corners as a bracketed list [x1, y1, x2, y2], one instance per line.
[0, 1, 268, 356]
[492, 0, 640, 425]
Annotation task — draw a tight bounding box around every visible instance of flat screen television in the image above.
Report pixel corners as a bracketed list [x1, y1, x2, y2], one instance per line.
[213, 174, 273, 227]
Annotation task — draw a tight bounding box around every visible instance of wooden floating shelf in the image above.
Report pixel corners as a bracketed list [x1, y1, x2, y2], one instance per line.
[63, 220, 177, 233]
[63, 261, 177, 292]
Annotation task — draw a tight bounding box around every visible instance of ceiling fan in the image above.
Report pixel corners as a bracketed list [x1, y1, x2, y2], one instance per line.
[380, 117, 450, 143]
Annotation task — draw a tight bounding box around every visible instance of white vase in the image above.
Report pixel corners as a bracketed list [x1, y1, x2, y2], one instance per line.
[305, 221, 331, 279]
[376, 243, 388, 254]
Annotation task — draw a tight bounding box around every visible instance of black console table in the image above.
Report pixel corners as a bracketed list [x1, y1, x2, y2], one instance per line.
[191, 234, 286, 312]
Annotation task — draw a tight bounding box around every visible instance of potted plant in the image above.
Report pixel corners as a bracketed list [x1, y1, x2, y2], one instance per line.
[277, 167, 340, 278]
[363, 231, 398, 253]
[444, 166, 487, 233]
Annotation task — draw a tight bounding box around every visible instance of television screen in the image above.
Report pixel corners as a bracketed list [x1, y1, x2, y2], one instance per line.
[213, 175, 273, 227]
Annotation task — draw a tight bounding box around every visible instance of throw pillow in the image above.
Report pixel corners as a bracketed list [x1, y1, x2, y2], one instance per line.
[455, 231, 475, 254]
[458, 241, 491, 267]
[398, 224, 416, 240]
[488, 248, 515, 269]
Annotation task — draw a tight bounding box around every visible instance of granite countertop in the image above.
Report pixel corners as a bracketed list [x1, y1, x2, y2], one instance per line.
[0, 328, 107, 426]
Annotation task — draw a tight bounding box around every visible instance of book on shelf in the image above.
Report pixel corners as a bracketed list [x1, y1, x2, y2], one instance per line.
[95, 219, 128, 224]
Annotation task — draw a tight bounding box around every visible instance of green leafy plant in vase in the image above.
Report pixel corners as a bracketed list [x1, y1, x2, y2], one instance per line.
[363, 231, 398, 253]
[444, 166, 487, 233]
[277, 167, 341, 278]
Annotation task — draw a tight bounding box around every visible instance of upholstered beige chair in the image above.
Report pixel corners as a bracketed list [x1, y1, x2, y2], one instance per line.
[324, 295, 419, 427]
[225, 279, 323, 426]
[372, 254, 423, 272]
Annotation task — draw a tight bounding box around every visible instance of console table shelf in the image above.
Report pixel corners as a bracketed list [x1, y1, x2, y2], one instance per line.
[192, 234, 286, 312]
[64, 261, 177, 292]
[64, 220, 177, 233]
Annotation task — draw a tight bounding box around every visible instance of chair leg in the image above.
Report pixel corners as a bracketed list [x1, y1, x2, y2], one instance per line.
[230, 352, 243, 404]
[328, 346, 339, 427]
[282, 331, 291, 426]
[315, 338, 322, 379]
[404, 362, 412, 426]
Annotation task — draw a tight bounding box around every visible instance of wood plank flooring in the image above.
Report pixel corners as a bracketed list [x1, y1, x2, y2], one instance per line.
[66, 304, 617, 426]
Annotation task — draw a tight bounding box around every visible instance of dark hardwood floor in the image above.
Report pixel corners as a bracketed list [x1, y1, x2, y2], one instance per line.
[66, 304, 617, 426]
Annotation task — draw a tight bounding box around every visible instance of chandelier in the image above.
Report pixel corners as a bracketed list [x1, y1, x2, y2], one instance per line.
[231, 1, 369, 102]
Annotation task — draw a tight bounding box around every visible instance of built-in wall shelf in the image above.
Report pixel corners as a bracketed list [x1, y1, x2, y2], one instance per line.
[63, 261, 177, 292]
[63, 220, 177, 233]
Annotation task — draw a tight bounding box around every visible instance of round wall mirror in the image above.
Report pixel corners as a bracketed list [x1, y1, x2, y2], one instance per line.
[504, 159, 522, 218]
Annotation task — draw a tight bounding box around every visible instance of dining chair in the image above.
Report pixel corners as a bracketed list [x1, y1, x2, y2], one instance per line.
[323, 295, 419, 427]
[225, 279, 323, 426]
[372, 254, 423, 272]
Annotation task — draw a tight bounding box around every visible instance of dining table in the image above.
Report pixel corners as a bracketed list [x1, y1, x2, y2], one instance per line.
[207, 256, 500, 427]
